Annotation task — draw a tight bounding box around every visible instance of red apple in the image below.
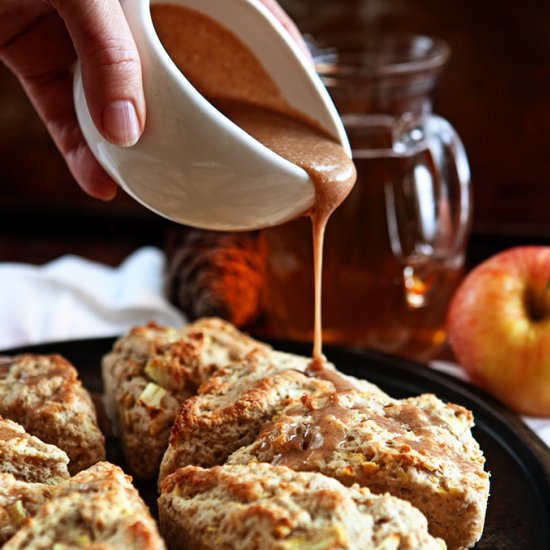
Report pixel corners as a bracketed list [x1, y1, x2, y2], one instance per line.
[448, 246, 550, 416]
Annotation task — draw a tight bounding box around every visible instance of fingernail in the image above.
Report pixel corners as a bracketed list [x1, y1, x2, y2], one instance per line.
[102, 99, 141, 147]
[100, 186, 118, 202]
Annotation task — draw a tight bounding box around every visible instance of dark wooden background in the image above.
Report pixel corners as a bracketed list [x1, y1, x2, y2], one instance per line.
[1, 0, 549, 267]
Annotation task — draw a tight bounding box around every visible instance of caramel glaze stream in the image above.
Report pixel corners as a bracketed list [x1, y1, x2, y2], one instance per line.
[218, 102, 356, 369]
[151, 4, 356, 371]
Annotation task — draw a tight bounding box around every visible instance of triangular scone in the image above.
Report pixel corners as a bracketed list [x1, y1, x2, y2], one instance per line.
[0, 416, 69, 484]
[158, 463, 446, 550]
[0, 355, 105, 474]
[228, 390, 490, 550]
[158, 348, 360, 483]
[103, 318, 384, 481]
[0, 474, 54, 545]
[101, 318, 270, 479]
[3, 462, 166, 550]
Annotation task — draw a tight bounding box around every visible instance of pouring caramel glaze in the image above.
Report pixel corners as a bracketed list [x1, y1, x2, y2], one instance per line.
[151, 4, 356, 363]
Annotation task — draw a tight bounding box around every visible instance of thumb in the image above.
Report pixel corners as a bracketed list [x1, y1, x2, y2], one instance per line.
[260, 0, 312, 62]
[53, 0, 145, 147]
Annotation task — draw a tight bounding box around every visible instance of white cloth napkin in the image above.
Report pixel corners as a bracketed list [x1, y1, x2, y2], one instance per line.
[0, 247, 185, 350]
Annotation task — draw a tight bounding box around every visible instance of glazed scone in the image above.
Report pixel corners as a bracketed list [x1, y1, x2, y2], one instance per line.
[103, 318, 383, 480]
[0, 416, 70, 484]
[0, 355, 105, 474]
[158, 462, 446, 550]
[158, 349, 339, 482]
[3, 461, 166, 550]
[229, 391, 489, 550]
[0, 474, 54, 545]
[101, 318, 270, 479]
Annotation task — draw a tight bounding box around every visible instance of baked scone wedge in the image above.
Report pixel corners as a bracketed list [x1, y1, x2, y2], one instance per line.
[158, 462, 446, 550]
[0, 416, 70, 484]
[229, 390, 490, 550]
[158, 349, 342, 482]
[158, 345, 385, 483]
[0, 355, 105, 474]
[3, 461, 166, 550]
[101, 317, 270, 479]
[0, 474, 54, 545]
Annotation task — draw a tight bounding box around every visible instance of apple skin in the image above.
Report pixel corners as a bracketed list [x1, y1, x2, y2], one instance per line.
[448, 246, 550, 416]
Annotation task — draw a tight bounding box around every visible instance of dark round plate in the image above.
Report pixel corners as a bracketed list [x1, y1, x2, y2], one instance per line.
[3, 337, 550, 549]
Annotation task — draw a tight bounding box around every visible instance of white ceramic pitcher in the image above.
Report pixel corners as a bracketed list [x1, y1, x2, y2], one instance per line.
[73, 0, 350, 231]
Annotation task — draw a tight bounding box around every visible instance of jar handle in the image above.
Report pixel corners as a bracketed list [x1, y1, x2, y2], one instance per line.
[385, 114, 473, 308]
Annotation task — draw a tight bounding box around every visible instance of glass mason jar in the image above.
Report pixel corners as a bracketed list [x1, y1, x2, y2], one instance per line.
[260, 34, 472, 361]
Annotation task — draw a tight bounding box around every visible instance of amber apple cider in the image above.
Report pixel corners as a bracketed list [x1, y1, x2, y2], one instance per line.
[261, 144, 463, 361]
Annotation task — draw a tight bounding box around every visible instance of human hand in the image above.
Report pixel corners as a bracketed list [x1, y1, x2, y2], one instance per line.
[0, 0, 307, 202]
[260, 0, 312, 60]
[0, 0, 144, 200]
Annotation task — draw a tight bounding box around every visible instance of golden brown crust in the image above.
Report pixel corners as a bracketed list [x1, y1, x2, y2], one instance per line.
[0, 416, 70, 485]
[158, 463, 446, 550]
[0, 354, 105, 474]
[3, 462, 166, 550]
[158, 349, 336, 483]
[101, 318, 269, 479]
[228, 390, 489, 549]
